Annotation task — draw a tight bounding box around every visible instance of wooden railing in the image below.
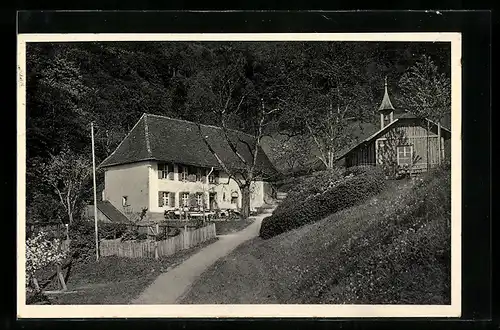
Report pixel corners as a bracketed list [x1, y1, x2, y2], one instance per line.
[99, 223, 216, 259]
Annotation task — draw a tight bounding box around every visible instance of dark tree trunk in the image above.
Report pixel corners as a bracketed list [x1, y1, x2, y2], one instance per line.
[240, 184, 251, 219]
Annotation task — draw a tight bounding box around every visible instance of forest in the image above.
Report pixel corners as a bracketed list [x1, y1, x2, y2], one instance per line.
[25, 40, 451, 224]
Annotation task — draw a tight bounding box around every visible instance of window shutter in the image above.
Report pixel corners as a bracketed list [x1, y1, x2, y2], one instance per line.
[169, 192, 175, 207]
[178, 166, 183, 181]
[158, 164, 163, 179]
[168, 164, 174, 180]
[158, 191, 163, 207]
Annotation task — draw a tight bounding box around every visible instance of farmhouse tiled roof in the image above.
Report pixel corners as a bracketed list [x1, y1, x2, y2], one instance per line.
[97, 201, 132, 224]
[99, 113, 280, 179]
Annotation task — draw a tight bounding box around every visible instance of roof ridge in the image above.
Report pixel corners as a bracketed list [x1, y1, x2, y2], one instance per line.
[98, 113, 147, 169]
[145, 113, 257, 139]
[143, 113, 152, 157]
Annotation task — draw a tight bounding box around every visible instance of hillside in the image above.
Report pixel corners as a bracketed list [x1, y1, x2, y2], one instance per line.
[180, 168, 451, 304]
[26, 41, 451, 225]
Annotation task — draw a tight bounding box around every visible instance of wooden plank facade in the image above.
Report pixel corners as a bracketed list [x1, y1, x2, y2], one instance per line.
[344, 118, 450, 173]
[341, 79, 451, 174]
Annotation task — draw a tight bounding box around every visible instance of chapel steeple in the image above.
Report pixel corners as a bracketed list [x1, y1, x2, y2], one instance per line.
[378, 77, 396, 129]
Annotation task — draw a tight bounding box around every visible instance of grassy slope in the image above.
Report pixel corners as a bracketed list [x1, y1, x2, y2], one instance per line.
[181, 177, 450, 304]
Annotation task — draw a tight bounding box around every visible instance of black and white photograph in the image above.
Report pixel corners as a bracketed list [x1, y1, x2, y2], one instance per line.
[17, 31, 461, 318]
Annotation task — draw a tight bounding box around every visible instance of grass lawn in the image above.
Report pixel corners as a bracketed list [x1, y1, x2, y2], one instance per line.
[36, 237, 218, 305]
[180, 175, 450, 305]
[212, 217, 255, 235]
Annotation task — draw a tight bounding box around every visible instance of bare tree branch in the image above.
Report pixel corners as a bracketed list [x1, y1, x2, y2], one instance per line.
[196, 123, 243, 187]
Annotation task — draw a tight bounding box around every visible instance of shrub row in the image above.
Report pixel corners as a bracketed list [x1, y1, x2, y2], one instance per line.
[68, 221, 129, 262]
[260, 166, 386, 239]
[273, 168, 345, 217]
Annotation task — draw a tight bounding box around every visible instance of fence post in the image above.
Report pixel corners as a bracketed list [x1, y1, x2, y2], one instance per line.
[154, 240, 159, 260]
[56, 264, 67, 291]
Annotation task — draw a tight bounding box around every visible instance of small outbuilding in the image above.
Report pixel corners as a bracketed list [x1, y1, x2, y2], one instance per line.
[336, 78, 451, 174]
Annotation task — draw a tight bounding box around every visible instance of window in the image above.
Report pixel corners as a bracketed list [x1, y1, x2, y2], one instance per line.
[397, 145, 413, 165]
[196, 193, 204, 207]
[158, 163, 174, 180]
[178, 166, 189, 181]
[208, 170, 219, 184]
[230, 191, 239, 205]
[159, 192, 168, 207]
[122, 196, 128, 207]
[159, 192, 176, 207]
[181, 192, 189, 207]
[196, 168, 203, 182]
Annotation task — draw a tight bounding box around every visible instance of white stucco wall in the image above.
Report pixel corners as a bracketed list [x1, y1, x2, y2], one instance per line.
[103, 161, 268, 215]
[148, 162, 267, 214]
[102, 161, 151, 217]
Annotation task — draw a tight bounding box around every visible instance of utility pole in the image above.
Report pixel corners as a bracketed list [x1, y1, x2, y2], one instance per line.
[91, 122, 99, 262]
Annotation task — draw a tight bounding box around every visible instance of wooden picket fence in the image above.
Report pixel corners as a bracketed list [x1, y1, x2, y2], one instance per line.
[99, 223, 216, 259]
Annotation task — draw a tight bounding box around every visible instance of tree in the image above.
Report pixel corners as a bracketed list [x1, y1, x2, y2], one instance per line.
[196, 96, 280, 219]
[37, 148, 93, 224]
[278, 43, 378, 169]
[397, 55, 451, 165]
[265, 134, 311, 173]
[186, 44, 284, 218]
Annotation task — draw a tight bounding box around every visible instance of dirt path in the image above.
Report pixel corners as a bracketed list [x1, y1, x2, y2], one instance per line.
[131, 210, 274, 304]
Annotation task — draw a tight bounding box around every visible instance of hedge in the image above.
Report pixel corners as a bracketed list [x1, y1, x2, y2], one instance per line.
[260, 166, 385, 239]
[273, 168, 344, 218]
[68, 221, 129, 262]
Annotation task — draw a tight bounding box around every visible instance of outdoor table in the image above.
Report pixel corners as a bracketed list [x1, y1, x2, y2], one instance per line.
[189, 211, 215, 218]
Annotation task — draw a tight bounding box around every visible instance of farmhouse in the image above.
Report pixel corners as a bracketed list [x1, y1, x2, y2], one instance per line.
[337, 79, 451, 173]
[98, 113, 279, 220]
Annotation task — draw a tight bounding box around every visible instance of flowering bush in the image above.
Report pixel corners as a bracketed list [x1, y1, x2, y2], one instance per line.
[26, 232, 67, 290]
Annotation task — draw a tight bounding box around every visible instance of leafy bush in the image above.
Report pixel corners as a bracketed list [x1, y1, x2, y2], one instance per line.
[273, 168, 344, 217]
[99, 222, 129, 240]
[68, 220, 130, 262]
[120, 228, 148, 241]
[67, 220, 97, 263]
[260, 166, 385, 239]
